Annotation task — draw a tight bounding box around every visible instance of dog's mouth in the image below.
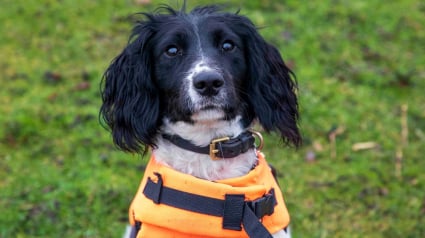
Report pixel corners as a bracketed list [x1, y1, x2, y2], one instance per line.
[191, 103, 239, 123]
[185, 95, 238, 123]
[191, 107, 226, 122]
[200, 104, 220, 111]
[194, 99, 225, 112]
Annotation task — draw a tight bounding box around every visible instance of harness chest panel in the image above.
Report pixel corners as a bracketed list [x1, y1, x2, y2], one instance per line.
[129, 153, 290, 238]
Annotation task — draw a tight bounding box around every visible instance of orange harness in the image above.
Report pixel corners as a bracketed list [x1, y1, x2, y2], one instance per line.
[129, 153, 290, 238]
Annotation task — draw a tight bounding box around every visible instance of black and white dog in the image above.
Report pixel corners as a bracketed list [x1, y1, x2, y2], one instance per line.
[101, 4, 300, 238]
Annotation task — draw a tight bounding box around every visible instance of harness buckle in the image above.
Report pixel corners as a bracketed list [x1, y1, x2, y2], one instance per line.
[247, 190, 276, 218]
[209, 136, 230, 160]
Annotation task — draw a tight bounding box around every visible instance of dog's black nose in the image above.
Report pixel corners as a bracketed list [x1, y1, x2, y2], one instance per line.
[193, 72, 224, 96]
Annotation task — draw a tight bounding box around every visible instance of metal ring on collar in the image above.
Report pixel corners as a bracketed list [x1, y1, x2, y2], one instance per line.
[250, 130, 264, 151]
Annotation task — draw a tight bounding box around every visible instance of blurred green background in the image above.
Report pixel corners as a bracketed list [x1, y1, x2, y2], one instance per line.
[1, 0, 424, 237]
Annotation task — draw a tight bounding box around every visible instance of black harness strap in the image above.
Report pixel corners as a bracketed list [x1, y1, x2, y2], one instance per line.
[223, 194, 245, 231]
[143, 172, 224, 216]
[142, 173, 276, 238]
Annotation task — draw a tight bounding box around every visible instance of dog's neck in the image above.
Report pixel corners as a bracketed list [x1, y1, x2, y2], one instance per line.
[153, 116, 258, 181]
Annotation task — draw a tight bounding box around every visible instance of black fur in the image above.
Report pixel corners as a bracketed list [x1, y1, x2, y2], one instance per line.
[100, 5, 301, 154]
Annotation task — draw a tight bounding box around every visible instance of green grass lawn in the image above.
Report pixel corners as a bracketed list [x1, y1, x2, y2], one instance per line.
[1, 0, 424, 237]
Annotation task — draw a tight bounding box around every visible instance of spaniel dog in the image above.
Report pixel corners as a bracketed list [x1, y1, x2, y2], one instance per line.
[101, 4, 300, 238]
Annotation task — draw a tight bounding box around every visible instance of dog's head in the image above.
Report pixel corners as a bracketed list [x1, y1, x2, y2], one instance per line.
[100, 5, 301, 154]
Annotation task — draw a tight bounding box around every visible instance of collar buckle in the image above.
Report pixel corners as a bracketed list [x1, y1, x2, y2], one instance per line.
[209, 136, 230, 160]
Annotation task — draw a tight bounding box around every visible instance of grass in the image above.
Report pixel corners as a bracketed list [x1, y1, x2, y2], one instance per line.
[1, 0, 424, 237]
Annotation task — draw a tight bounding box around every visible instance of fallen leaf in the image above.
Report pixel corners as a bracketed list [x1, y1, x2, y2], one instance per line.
[352, 141, 379, 151]
[305, 150, 316, 163]
[44, 71, 62, 84]
[313, 141, 324, 152]
[74, 81, 90, 91]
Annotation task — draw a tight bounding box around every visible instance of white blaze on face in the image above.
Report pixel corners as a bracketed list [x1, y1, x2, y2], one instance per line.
[186, 60, 215, 105]
[186, 59, 225, 123]
[184, 21, 227, 123]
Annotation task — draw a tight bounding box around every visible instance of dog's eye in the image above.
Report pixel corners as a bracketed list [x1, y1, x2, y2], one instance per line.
[165, 46, 181, 57]
[222, 41, 235, 52]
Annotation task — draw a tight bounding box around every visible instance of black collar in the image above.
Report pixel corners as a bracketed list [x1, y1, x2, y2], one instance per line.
[162, 131, 256, 160]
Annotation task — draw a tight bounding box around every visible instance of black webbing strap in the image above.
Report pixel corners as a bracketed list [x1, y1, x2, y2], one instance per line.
[142, 173, 276, 238]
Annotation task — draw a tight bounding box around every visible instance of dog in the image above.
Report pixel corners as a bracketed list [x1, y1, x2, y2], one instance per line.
[101, 4, 301, 238]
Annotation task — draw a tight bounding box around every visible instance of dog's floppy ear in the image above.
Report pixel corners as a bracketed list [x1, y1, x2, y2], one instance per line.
[234, 16, 301, 147]
[100, 21, 160, 154]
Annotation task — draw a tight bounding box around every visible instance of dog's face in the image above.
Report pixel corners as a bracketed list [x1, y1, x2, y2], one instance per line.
[151, 15, 247, 124]
[101, 6, 301, 154]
